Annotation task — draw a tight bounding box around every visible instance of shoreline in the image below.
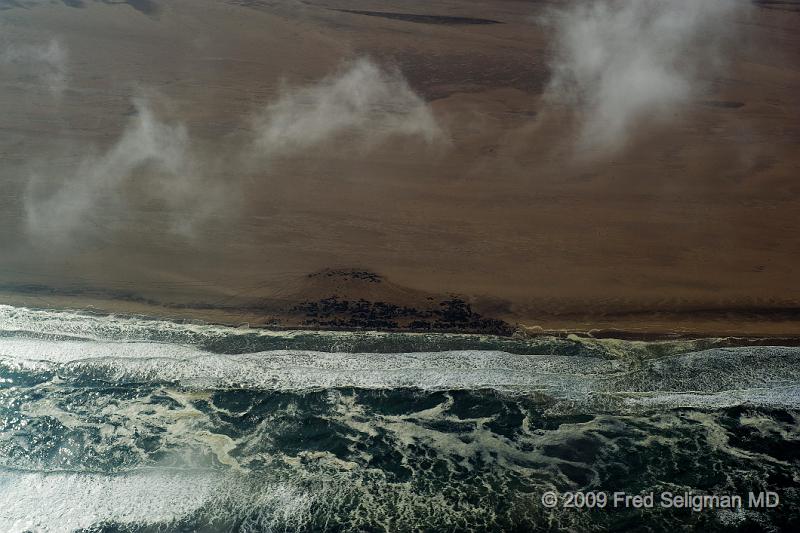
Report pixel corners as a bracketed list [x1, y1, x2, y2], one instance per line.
[4, 289, 800, 343]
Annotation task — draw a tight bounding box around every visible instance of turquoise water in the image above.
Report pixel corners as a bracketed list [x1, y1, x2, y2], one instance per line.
[0, 305, 798, 532]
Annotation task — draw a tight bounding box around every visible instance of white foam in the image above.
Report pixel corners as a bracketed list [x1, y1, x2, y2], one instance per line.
[0, 304, 270, 340]
[2, 305, 799, 408]
[0, 338, 200, 363]
[0, 469, 217, 532]
[0, 337, 614, 394]
[2, 337, 799, 412]
[622, 385, 800, 410]
[0, 304, 412, 343]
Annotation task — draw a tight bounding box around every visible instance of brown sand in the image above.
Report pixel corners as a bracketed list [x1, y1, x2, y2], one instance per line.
[1, 0, 799, 336]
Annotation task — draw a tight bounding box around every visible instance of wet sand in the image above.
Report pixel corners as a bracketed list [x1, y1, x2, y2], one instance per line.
[1, 0, 799, 336]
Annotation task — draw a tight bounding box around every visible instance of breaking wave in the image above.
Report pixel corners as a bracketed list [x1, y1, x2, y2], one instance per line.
[0, 305, 798, 532]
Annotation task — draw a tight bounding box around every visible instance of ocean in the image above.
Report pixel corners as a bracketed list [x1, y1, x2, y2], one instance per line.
[0, 305, 798, 532]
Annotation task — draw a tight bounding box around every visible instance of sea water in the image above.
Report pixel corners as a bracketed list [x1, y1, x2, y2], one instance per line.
[0, 305, 798, 532]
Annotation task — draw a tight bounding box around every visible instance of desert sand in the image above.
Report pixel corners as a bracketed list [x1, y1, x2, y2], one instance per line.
[1, 0, 799, 336]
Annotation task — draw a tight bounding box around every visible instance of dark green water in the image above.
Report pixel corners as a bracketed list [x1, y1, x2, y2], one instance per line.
[0, 305, 798, 532]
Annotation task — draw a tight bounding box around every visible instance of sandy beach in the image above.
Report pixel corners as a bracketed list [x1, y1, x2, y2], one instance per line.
[1, 0, 799, 336]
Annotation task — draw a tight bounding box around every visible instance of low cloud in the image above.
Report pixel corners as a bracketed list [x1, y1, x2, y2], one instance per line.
[1, 39, 68, 97]
[25, 98, 221, 243]
[545, 0, 745, 153]
[23, 59, 442, 245]
[251, 58, 443, 157]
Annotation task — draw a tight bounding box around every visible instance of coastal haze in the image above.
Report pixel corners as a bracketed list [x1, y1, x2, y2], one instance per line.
[1, 0, 800, 335]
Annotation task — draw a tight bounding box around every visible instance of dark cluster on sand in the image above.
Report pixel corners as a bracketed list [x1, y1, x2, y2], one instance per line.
[294, 295, 512, 334]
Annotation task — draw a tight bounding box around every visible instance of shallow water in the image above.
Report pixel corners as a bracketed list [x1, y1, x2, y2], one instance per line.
[0, 305, 798, 532]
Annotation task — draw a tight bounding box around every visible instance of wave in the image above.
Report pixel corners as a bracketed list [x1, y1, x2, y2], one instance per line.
[1, 335, 799, 411]
[0, 304, 744, 358]
[0, 468, 222, 533]
[1, 304, 799, 531]
[1, 385, 797, 532]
